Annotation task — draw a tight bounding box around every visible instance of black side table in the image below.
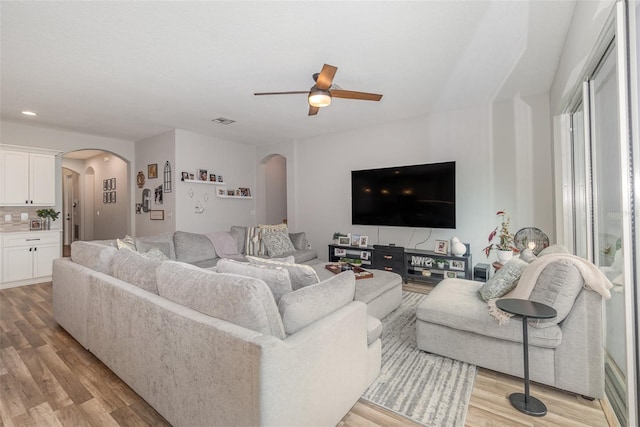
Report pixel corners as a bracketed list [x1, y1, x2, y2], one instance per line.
[496, 298, 557, 417]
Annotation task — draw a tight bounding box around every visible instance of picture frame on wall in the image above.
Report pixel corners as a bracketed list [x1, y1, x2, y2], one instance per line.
[434, 239, 449, 254]
[217, 175, 224, 183]
[150, 210, 164, 220]
[148, 163, 158, 179]
[209, 174, 217, 182]
[181, 172, 189, 181]
[217, 187, 227, 196]
[198, 169, 208, 181]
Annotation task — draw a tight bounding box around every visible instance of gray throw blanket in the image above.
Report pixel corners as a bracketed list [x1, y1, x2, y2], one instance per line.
[205, 232, 245, 261]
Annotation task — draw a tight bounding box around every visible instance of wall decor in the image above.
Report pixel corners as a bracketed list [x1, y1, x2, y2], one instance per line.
[142, 189, 151, 212]
[203, 193, 209, 202]
[209, 174, 217, 182]
[239, 187, 251, 197]
[217, 187, 227, 196]
[189, 173, 195, 180]
[227, 189, 235, 196]
[197, 169, 208, 181]
[164, 161, 172, 192]
[217, 175, 224, 183]
[137, 171, 145, 188]
[154, 185, 163, 204]
[181, 172, 189, 181]
[103, 180, 109, 191]
[434, 239, 449, 254]
[103, 192, 108, 204]
[194, 201, 204, 214]
[150, 210, 164, 220]
[135, 203, 142, 214]
[111, 178, 116, 190]
[148, 163, 158, 179]
[188, 188, 194, 198]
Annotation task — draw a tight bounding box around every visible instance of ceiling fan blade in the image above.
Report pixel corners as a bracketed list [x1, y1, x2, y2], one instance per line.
[330, 90, 383, 101]
[254, 91, 309, 96]
[308, 105, 319, 116]
[315, 64, 338, 91]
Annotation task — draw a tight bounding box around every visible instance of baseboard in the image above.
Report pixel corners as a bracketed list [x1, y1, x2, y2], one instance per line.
[0, 275, 52, 289]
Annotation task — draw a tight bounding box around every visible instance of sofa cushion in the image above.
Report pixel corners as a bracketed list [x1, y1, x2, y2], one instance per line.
[173, 231, 217, 263]
[246, 256, 320, 290]
[70, 241, 118, 274]
[111, 248, 162, 294]
[156, 261, 285, 339]
[245, 226, 264, 256]
[278, 271, 356, 335]
[529, 260, 584, 328]
[262, 232, 296, 257]
[216, 258, 292, 303]
[478, 258, 529, 302]
[538, 244, 570, 257]
[136, 232, 176, 260]
[519, 248, 537, 263]
[140, 247, 170, 261]
[136, 240, 172, 259]
[230, 226, 247, 254]
[417, 279, 562, 348]
[288, 232, 308, 250]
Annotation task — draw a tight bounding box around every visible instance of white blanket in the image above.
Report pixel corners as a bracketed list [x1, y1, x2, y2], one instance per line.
[205, 232, 244, 261]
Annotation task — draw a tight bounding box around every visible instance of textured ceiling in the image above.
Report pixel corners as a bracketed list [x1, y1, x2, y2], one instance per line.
[1, 1, 576, 146]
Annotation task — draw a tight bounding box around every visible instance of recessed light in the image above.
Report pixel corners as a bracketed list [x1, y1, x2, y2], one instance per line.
[212, 117, 236, 125]
[21, 111, 37, 116]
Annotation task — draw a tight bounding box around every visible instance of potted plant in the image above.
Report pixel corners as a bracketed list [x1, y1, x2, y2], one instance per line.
[483, 210, 518, 263]
[436, 259, 448, 269]
[36, 208, 60, 230]
[333, 232, 346, 244]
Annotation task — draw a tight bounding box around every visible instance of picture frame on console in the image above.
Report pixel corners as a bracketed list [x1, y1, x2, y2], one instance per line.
[359, 236, 369, 247]
[338, 236, 351, 246]
[334, 248, 347, 257]
[434, 240, 448, 254]
[445, 271, 457, 279]
[351, 234, 361, 246]
[361, 251, 370, 260]
[450, 260, 464, 271]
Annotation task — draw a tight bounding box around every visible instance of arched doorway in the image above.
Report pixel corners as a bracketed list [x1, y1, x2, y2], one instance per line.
[262, 154, 287, 224]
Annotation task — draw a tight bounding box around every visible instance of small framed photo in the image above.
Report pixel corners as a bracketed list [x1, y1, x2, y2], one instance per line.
[351, 234, 361, 246]
[361, 251, 370, 261]
[434, 239, 448, 254]
[30, 218, 42, 230]
[217, 175, 224, 183]
[209, 174, 217, 182]
[148, 163, 158, 179]
[135, 203, 142, 214]
[334, 248, 347, 257]
[359, 235, 369, 247]
[338, 236, 351, 246]
[198, 169, 208, 181]
[217, 187, 227, 196]
[450, 260, 465, 271]
[239, 187, 251, 197]
[189, 173, 195, 180]
[150, 210, 164, 220]
[445, 271, 458, 279]
[181, 172, 189, 181]
[227, 189, 235, 196]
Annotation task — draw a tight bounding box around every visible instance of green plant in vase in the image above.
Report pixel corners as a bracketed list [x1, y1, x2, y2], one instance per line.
[36, 208, 60, 230]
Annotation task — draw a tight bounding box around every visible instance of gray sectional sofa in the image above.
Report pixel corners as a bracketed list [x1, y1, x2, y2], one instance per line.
[52, 228, 405, 426]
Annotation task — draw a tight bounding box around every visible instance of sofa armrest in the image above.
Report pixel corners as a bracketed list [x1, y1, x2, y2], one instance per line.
[53, 258, 92, 348]
[255, 301, 372, 427]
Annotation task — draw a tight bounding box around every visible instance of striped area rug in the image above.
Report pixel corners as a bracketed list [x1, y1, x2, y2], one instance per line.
[362, 292, 477, 426]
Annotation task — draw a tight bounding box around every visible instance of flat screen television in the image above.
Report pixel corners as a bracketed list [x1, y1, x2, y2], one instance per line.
[351, 161, 456, 229]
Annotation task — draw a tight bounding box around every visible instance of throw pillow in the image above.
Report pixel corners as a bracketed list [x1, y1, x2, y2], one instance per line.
[262, 232, 295, 257]
[244, 226, 264, 256]
[116, 235, 136, 251]
[135, 232, 176, 259]
[478, 258, 529, 302]
[519, 248, 537, 263]
[278, 270, 356, 335]
[230, 226, 247, 254]
[140, 248, 170, 261]
[529, 260, 584, 328]
[288, 232, 308, 250]
[259, 223, 288, 234]
[136, 240, 172, 259]
[246, 255, 320, 290]
[216, 258, 293, 303]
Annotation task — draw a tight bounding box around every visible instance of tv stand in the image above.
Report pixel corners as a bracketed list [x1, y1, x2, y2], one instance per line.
[327, 244, 472, 284]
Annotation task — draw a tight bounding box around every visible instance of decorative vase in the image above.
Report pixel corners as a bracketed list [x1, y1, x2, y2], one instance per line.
[44, 217, 50, 230]
[451, 237, 466, 256]
[496, 249, 513, 264]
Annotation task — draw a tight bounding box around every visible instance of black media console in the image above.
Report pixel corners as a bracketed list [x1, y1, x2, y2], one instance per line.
[327, 244, 472, 284]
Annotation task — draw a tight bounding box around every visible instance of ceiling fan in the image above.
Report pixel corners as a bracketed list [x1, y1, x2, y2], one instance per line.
[254, 64, 383, 116]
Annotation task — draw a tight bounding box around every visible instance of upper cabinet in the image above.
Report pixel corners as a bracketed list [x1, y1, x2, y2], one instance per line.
[0, 147, 57, 206]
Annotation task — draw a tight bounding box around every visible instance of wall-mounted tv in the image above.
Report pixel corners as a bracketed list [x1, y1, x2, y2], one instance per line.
[351, 161, 456, 229]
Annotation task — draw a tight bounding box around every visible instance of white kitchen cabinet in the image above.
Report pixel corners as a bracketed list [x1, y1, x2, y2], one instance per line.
[0, 148, 57, 206]
[0, 231, 61, 287]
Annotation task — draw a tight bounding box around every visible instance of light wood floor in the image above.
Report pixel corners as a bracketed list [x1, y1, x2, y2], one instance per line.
[0, 282, 610, 427]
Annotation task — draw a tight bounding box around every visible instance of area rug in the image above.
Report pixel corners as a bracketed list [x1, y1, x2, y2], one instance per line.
[362, 292, 477, 426]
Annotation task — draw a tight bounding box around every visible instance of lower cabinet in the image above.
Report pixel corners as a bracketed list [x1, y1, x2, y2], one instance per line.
[1, 231, 61, 286]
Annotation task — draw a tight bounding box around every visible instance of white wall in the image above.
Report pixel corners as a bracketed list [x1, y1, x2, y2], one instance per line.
[175, 129, 256, 232]
[135, 130, 176, 237]
[264, 155, 287, 224]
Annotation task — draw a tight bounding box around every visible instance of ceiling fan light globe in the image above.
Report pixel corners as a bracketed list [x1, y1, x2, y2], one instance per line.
[308, 90, 331, 108]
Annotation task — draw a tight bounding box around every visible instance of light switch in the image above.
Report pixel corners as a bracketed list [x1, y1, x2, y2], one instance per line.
[20, 212, 28, 221]
[4, 214, 11, 222]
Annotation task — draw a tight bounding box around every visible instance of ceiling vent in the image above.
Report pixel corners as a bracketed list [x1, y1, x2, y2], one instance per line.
[212, 117, 236, 125]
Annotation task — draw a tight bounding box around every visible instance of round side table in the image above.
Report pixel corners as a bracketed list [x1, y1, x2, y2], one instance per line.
[496, 298, 557, 417]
